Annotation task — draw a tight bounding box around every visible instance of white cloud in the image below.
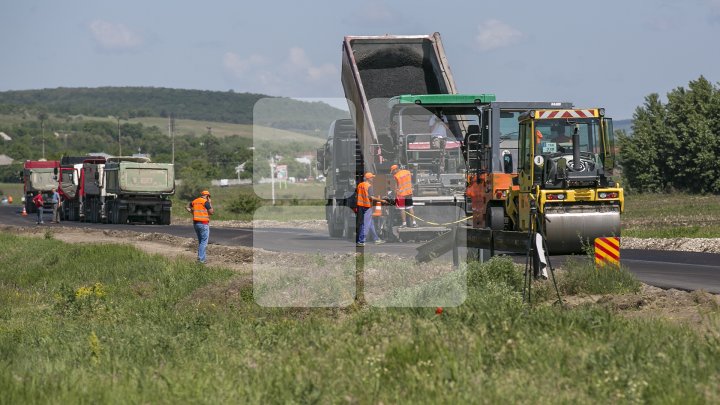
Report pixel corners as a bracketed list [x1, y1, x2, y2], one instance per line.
[223, 47, 338, 96]
[223, 52, 267, 77]
[355, 1, 396, 24]
[286, 47, 338, 82]
[89, 20, 143, 50]
[475, 19, 523, 51]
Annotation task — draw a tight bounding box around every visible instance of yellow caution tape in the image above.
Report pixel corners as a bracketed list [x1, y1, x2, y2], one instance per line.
[403, 210, 472, 227]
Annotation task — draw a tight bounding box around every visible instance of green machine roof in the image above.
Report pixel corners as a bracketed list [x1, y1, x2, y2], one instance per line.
[391, 93, 496, 106]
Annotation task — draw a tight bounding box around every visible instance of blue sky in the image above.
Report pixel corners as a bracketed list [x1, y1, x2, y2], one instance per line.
[1, 0, 719, 119]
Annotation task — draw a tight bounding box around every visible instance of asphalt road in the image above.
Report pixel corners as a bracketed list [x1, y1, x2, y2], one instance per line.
[2, 204, 719, 293]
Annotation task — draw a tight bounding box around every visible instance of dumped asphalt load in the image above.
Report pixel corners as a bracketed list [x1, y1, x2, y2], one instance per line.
[355, 45, 442, 100]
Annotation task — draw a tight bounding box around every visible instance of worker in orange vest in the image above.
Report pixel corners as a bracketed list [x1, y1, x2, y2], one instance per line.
[356, 172, 386, 247]
[391, 164, 418, 228]
[186, 190, 215, 264]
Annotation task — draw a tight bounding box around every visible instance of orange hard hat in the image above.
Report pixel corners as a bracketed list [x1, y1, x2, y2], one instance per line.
[390, 164, 398, 171]
[364, 172, 375, 179]
[201, 190, 211, 196]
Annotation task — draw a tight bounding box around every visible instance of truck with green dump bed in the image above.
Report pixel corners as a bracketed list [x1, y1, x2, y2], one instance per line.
[102, 157, 174, 225]
[21, 160, 60, 214]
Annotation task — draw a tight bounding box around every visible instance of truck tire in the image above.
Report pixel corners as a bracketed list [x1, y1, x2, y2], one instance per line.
[344, 214, 355, 241]
[160, 211, 171, 225]
[117, 209, 128, 225]
[488, 206, 505, 230]
[328, 207, 344, 238]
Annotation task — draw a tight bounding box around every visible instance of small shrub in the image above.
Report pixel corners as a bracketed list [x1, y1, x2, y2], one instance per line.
[227, 193, 263, 214]
[467, 256, 524, 292]
[560, 259, 641, 295]
[178, 175, 207, 200]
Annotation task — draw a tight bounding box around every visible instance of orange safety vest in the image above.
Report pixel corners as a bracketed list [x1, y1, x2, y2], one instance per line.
[356, 181, 372, 208]
[191, 197, 210, 223]
[394, 169, 413, 197]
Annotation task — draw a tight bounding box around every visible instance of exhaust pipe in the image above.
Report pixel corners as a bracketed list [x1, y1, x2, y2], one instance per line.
[572, 124, 581, 170]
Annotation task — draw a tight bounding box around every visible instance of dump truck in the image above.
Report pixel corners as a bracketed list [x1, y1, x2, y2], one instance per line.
[82, 158, 108, 223]
[58, 156, 104, 221]
[21, 160, 59, 213]
[103, 157, 174, 225]
[321, 33, 465, 240]
[504, 108, 623, 253]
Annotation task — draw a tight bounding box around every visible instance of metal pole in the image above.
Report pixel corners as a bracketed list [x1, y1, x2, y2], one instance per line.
[170, 114, 175, 165]
[41, 119, 45, 160]
[117, 117, 122, 156]
[270, 156, 275, 205]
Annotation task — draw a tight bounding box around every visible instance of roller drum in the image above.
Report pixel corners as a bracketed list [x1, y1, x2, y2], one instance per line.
[543, 205, 620, 254]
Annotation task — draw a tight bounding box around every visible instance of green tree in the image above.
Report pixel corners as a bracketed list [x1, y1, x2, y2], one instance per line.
[620, 76, 720, 193]
[619, 94, 668, 192]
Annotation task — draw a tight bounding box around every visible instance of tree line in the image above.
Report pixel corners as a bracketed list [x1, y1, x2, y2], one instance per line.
[618, 76, 720, 193]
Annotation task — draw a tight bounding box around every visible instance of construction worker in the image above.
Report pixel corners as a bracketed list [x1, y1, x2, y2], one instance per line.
[186, 190, 214, 264]
[391, 164, 418, 228]
[32, 193, 44, 224]
[50, 187, 61, 223]
[356, 172, 386, 247]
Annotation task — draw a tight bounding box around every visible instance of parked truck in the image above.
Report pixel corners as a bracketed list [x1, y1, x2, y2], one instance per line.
[103, 157, 174, 225]
[320, 33, 465, 241]
[21, 160, 59, 213]
[81, 157, 108, 223]
[58, 156, 104, 222]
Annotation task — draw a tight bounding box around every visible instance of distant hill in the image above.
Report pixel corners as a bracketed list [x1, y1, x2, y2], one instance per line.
[0, 87, 348, 134]
[614, 119, 633, 134]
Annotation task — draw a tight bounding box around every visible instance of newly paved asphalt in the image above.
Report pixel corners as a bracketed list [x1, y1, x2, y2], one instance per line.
[2, 204, 718, 293]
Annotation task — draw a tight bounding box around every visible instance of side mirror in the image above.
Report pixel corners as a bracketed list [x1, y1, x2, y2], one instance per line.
[503, 153, 513, 174]
[94, 171, 100, 181]
[54, 168, 58, 175]
[512, 176, 519, 186]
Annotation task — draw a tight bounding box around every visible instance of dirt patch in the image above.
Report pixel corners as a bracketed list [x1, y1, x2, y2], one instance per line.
[0, 224, 254, 272]
[562, 283, 720, 331]
[172, 217, 327, 232]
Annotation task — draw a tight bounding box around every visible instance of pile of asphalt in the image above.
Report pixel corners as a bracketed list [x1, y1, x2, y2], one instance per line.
[355, 46, 442, 100]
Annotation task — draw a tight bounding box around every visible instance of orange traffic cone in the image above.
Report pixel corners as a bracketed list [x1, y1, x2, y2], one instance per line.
[372, 201, 382, 217]
[21, 206, 27, 216]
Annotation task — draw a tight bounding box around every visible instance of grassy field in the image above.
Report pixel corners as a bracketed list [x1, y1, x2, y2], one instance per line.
[171, 183, 326, 222]
[622, 193, 720, 238]
[126, 117, 325, 145]
[0, 233, 718, 403]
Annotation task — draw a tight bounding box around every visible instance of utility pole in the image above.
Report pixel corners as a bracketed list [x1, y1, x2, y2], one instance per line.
[41, 119, 45, 160]
[270, 156, 276, 206]
[117, 117, 122, 156]
[169, 114, 176, 165]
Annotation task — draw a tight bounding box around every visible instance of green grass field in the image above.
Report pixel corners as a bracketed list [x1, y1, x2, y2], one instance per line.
[126, 117, 325, 145]
[622, 193, 720, 238]
[0, 234, 718, 403]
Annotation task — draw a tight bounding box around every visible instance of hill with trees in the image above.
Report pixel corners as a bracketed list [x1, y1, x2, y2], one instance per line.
[0, 87, 348, 132]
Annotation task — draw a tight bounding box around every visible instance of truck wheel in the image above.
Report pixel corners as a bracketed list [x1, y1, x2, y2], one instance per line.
[343, 214, 355, 241]
[118, 210, 128, 225]
[488, 206, 505, 230]
[160, 211, 171, 225]
[329, 208, 345, 238]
